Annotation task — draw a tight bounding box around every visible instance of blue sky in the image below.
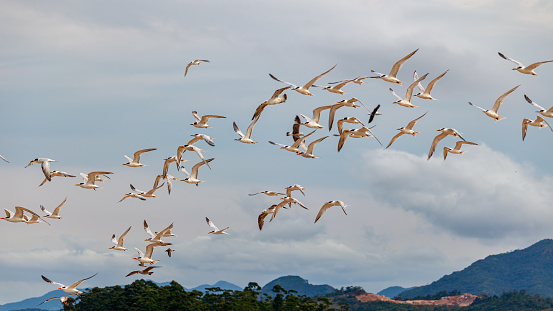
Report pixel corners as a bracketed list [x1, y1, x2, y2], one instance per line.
[1, 0, 553, 304]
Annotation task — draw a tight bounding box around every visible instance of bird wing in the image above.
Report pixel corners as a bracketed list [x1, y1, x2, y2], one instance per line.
[498, 52, 523, 67]
[306, 136, 328, 154]
[191, 111, 201, 122]
[368, 105, 381, 123]
[133, 148, 156, 162]
[314, 202, 332, 223]
[427, 132, 448, 160]
[233, 122, 245, 139]
[406, 112, 427, 130]
[523, 94, 546, 111]
[290, 130, 316, 149]
[406, 73, 428, 100]
[454, 140, 477, 150]
[492, 85, 519, 113]
[206, 217, 219, 231]
[68, 273, 97, 289]
[190, 158, 214, 178]
[245, 115, 260, 138]
[118, 226, 132, 246]
[312, 105, 332, 123]
[40, 205, 52, 216]
[413, 70, 425, 93]
[41, 161, 52, 181]
[87, 171, 113, 183]
[468, 102, 486, 112]
[51, 197, 67, 216]
[389, 88, 403, 101]
[425, 69, 448, 94]
[144, 220, 156, 239]
[145, 244, 156, 258]
[270, 86, 291, 99]
[389, 48, 418, 77]
[303, 64, 337, 89]
[385, 132, 404, 149]
[525, 60, 553, 70]
[42, 275, 66, 288]
[337, 131, 352, 152]
[268, 73, 297, 88]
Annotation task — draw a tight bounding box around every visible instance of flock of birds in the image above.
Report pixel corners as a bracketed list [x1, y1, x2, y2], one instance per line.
[2, 50, 552, 306]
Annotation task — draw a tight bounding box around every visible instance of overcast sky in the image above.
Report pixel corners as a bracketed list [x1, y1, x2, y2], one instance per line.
[1, 0, 553, 304]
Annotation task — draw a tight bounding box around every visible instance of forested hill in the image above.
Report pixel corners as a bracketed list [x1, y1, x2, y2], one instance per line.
[399, 239, 553, 298]
[261, 275, 335, 297]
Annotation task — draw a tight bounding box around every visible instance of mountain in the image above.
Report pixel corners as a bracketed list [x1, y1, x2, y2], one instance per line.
[377, 286, 413, 298]
[399, 239, 553, 298]
[261, 275, 335, 297]
[192, 280, 242, 293]
[0, 289, 68, 311]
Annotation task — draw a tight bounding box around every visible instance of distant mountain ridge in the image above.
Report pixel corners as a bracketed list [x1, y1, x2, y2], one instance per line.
[399, 239, 553, 298]
[261, 275, 335, 297]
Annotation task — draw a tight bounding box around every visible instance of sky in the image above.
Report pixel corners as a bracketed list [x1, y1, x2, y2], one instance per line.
[1, 0, 553, 304]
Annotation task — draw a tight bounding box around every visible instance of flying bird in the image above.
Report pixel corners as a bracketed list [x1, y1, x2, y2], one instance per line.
[498, 52, 553, 75]
[297, 136, 329, 158]
[269, 130, 316, 154]
[337, 127, 374, 152]
[0, 155, 7, 163]
[258, 205, 277, 231]
[144, 221, 175, 245]
[285, 184, 306, 197]
[300, 105, 332, 129]
[427, 128, 465, 160]
[370, 48, 419, 84]
[233, 115, 261, 144]
[248, 190, 285, 196]
[368, 105, 382, 123]
[206, 217, 229, 235]
[286, 115, 304, 142]
[130, 183, 164, 198]
[468, 85, 520, 122]
[75, 171, 113, 190]
[522, 116, 553, 141]
[118, 192, 147, 202]
[385, 112, 427, 149]
[314, 201, 348, 223]
[187, 133, 215, 147]
[38, 294, 78, 306]
[165, 248, 174, 257]
[181, 158, 214, 186]
[328, 98, 360, 131]
[25, 158, 56, 181]
[269, 64, 337, 96]
[38, 170, 76, 187]
[252, 86, 291, 120]
[184, 59, 209, 77]
[177, 144, 211, 169]
[122, 148, 157, 167]
[134, 244, 160, 266]
[443, 141, 478, 160]
[336, 117, 362, 135]
[191, 111, 226, 128]
[2, 206, 49, 225]
[41, 273, 98, 294]
[389, 73, 428, 108]
[109, 226, 132, 251]
[413, 70, 449, 100]
[524, 95, 553, 119]
[126, 266, 160, 277]
[40, 197, 67, 219]
[319, 79, 355, 95]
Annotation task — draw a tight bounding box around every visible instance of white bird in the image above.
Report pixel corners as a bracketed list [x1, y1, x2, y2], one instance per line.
[38, 170, 76, 187]
[206, 217, 229, 235]
[336, 117, 362, 135]
[468, 85, 520, 122]
[24, 214, 43, 224]
[258, 204, 277, 231]
[498, 52, 553, 76]
[184, 59, 209, 77]
[130, 183, 164, 198]
[144, 221, 175, 245]
[337, 127, 374, 152]
[269, 130, 316, 154]
[40, 197, 67, 219]
[187, 134, 215, 147]
[252, 86, 291, 120]
[126, 266, 160, 277]
[109, 226, 132, 251]
[328, 98, 360, 131]
[191, 111, 226, 128]
[154, 174, 178, 195]
[75, 171, 113, 190]
[298, 136, 328, 158]
[329, 76, 370, 85]
[25, 158, 56, 181]
[270, 197, 308, 221]
[443, 141, 478, 160]
[233, 115, 260, 144]
[118, 192, 146, 202]
[522, 116, 553, 141]
[385, 112, 427, 149]
[269, 64, 337, 96]
[133, 243, 160, 266]
[414, 70, 448, 100]
[300, 105, 332, 129]
[122, 148, 157, 167]
[315, 201, 348, 223]
[2, 206, 49, 224]
[41, 273, 98, 294]
[389, 73, 428, 108]
[427, 128, 465, 160]
[249, 190, 285, 196]
[370, 49, 419, 84]
[319, 79, 355, 95]
[524, 95, 553, 118]
[38, 294, 78, 306]
[177, 144, 211, 169]
[181, 158, 214, 186]
[285, 184, 306, 197]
